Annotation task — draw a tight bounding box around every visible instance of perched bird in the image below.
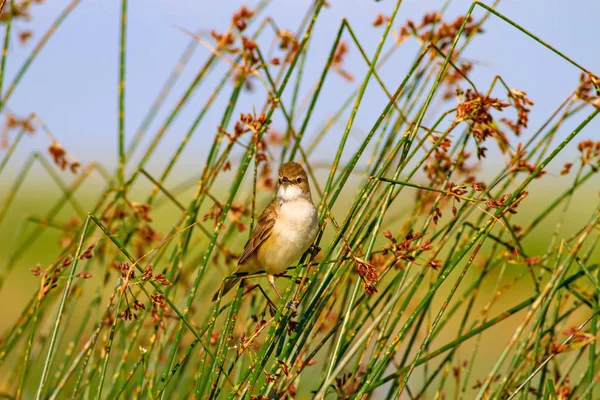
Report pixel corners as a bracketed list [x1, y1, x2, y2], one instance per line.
[212, 161, 319, 302]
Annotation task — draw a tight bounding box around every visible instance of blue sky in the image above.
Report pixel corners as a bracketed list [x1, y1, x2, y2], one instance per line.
[2, 0, 599, 181]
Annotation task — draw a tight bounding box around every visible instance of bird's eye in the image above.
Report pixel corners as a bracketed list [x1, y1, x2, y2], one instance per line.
[297, 177, 303, 183]
[278, 177, 283, 184]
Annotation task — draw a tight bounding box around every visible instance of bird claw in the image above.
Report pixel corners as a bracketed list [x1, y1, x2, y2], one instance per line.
[285, 300, 298, 316]
[309, 244, 321, 257]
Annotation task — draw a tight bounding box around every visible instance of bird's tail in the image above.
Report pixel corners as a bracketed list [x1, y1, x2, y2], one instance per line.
[211, 277, 240, 302]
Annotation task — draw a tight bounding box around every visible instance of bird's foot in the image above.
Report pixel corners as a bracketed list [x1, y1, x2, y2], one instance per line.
[309, 244, 321, 257]
[285, 300, 298, 316]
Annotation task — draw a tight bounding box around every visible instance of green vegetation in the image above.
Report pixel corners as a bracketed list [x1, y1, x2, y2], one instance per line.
[0, 1, 599, 399]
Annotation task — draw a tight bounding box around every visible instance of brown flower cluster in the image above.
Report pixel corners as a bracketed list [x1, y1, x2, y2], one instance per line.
[353, 256, 378, 295]
[140, 266, 171, 288]
[56, 217, 80, 249]
[332, 41, 353, 82]
[79, 243, 95, 260]
[115, 264, 171, 322]
[243, 113, 274, 184]
[509, 143, 545, 178]
[452, 360, 469, 381]
[202, 204, 223, 228]
[433, 207, 443, 224]
[445, 182, 468, 202]
[433, 154, 477, 188]
[372, 13, 390, 27]
[428, 259, 443, 271]
[258, 159, 275, 192]
[560, 162, 572, 176]
[549, 327, 595, 355]
[131, 202, 152, 222]
[382, 230, 432, 269]
[561, 139, 600, 175]
[2, 113, 34, 148]
[113, 261, 171, 322]
[523, 256, 541, 266]
[202, 200, 250, 234]
[240, 111, 270, 135]
[232, 5, 253, 32]
[0, 1, 45, 46]
[267, 128, 284, 146]
[237, 318, 268, 357]
[276, 28, 300, 64]
[209, 5, 254, 47]
[488, 191, 528, 216]
[398, 11, 440, 42]
[119, 295, 148, 321]
[141, 264, 153, 281]
[38, 257, 72, 299]
[221, 112, 270, 146]
[422, 130, 479, 188]
[224, 120, 249, 143]
[455, 88, 511, 159]
[151, 293, 166, 307]
[208, 6, 260, 90]
[472, 375, 501, 390]
[228, 203, 249, 232]
[150, 293, 168, 329]
[423, 133, 458, 186]
[575, 72, 600, 107]
[398, 12, 483, 52]
[5, 112, 35, 133]
[134, 224, 161, 259]
[101, 203, 129, 222]
[154, 273, 171, 286]
[30, 264, 41, 276]
[117, 261, 135, 291]
[0, 0, 46, 23]
[577, 140, 600, 168]
[48, 141, 81, 173]
[471, 181, 486, 192]
[18, 30, 32, 45]
[554, 377, 573, 399]
[209, 30, 235, 51]
[232, 36, 261, 91]
[334, 371, 365, 398]
[500, 89, 534, 136]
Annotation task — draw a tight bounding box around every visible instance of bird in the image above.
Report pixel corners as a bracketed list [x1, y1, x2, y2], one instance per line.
[212, 161, 319, 302]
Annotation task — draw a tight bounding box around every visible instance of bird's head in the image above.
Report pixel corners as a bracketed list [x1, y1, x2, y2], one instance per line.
[277, 161, 311, 201]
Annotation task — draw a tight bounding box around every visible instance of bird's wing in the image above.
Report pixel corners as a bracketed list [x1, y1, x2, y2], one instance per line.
[238, 199, 279, 265]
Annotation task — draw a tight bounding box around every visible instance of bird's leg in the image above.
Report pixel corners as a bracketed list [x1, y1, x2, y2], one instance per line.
[309, 244, 321, 257]
[242, 283, 260, 295]
[243, 284, 278, 315]
[267, 274, 283, 300]
[267, 274, 299, 314]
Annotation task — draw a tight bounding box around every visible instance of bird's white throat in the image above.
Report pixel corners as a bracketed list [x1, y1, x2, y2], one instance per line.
[277, 184, 304, 202]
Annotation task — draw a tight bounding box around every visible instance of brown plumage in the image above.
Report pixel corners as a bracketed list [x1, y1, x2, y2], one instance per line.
[212, 201, 279, 301]
[238, 201, 279, 265]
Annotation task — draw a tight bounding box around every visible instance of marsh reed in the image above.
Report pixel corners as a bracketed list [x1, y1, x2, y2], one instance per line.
[0, 0, 599, 398]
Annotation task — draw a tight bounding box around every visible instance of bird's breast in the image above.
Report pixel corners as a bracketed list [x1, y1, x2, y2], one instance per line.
[257, 199, 318, 274]
[276, 199, 318, 233]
